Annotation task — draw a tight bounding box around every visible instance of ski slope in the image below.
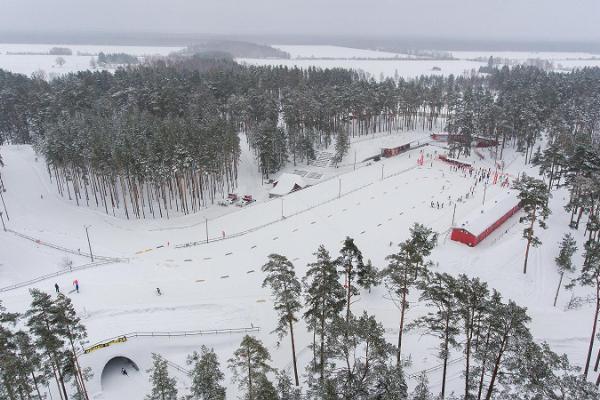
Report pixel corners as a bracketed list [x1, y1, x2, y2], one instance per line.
[0, 133, 594, 399]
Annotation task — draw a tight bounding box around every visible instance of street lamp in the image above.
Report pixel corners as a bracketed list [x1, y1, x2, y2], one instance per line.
[84, 225, 94, 262]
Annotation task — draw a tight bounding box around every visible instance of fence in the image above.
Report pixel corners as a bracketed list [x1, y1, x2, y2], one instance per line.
[0, 259, 123, 293]
[7, 228, 117, 261]
[78, 326, 261, 356]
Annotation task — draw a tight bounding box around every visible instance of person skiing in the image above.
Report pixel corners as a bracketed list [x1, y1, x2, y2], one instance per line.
[156, 287, 162, 296]
[73, 279, 79, 293]
[54, 283, 60, 293]
[121, 368, 128, 376]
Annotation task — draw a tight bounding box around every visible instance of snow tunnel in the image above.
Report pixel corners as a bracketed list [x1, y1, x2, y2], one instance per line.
[101, 356, 143, 396]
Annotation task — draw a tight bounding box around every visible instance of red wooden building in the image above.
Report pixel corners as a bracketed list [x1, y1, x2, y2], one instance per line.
[381, 143, 411, 158]
[451, 194, 521, 247]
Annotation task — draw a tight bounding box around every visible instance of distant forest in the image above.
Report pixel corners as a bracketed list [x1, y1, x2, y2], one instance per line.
[0, 56, 599, 219]
[178, 39, 290, 59]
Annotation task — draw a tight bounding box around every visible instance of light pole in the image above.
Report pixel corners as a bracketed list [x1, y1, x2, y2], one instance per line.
[482, 181, 488, 206]
[84, 225, 94, 262]
[281, 198, 284, 219]
[0, 211, 5, 231]
[205, 217, 209, 243]
[381, 164, 384, 180]
[338, 178, 342, 199]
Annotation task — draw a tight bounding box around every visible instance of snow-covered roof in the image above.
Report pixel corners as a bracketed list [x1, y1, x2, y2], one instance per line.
[454, 190, 520, 235]
[269, 173, 306, 196]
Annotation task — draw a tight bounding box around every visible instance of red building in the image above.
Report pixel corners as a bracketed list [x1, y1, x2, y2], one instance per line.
[451, 194, 521, 247]
[438, 154, 472, 168]
[381, 143, 411, 158]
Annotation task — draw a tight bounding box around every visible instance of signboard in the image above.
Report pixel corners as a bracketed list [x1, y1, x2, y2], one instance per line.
[83, 336, 127, 354]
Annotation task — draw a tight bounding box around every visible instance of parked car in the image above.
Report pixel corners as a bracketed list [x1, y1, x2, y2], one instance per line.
[218, 193, 238, 206]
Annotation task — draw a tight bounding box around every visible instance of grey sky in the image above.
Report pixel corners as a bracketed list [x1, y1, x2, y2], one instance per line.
[1, 0, 599, 41]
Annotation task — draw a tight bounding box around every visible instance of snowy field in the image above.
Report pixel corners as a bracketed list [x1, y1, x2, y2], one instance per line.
[272, 44, 413, 59]
[0, 43, 182, 77]
[0, 129, 595, 399]
[238, 58, 485, 79]
[449, 50, 600, 61]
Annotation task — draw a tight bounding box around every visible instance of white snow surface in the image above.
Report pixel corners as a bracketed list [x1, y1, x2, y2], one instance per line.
[0, 43, 182, 77]
[272, 45, 413, 59]
[0, 132, 596, 399]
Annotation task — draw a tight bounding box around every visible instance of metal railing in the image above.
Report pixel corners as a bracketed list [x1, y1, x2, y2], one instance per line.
[0, 259, 121, 293]
[78, 326, 260, 356]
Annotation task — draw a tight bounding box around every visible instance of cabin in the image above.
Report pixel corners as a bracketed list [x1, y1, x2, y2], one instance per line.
[438, 154, 472, 168]
[451, 193, 521, 247]
[269, 173, 306, 198]
[474, 136, 499, 148]
[381, 143, 411, 158]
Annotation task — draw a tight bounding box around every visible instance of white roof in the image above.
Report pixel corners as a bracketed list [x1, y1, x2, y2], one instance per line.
[269, 173, 306, 196]
[455, 191, 520, 235]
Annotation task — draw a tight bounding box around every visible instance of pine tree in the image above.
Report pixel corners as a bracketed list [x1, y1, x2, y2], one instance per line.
[554, 233, 577, 307]
[186, 345, 226, 400]
[261, 254, 302, 386]
[54, 294, 90, 400]
[332, 130, 349, 166]
[454, 275, 489, 400]
[569, 240, 600, 378]
[276, 371, 302, 400]
[328, 311, 395, 398]
[336, 237, 378, 322]
[303, 245, 345, 381]
[383, 223, 437, 364]
[25, 289, 70, 400]
[371, 363, 408, 400]
[410, 372, 433, 400]
[513, 174, 551, 274]
[146, 353, 178, 400]
[228, 335, 275, 400]
[413, 272, 460, 399]
[0, 301, 21, 400]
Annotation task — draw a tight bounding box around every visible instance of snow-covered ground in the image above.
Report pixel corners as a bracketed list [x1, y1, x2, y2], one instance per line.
[0, 130, 595, 399]
[237, 58, 485, 79]
[272, 45, 413, 59]
[0, 43, 182, 77]
[449, 50, 600, 61]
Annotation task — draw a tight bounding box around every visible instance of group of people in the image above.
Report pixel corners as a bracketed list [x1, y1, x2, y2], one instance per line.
[54, 279, 79, 294]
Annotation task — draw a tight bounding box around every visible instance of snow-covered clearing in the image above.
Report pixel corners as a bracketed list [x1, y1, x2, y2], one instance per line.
[237, 58, 485, 79]
[0, 43, 182, 77]
[271, 45, 413, 59]
[0, 131, 594, 399]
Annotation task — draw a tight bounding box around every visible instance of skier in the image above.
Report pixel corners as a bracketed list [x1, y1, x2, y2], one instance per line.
[73, 279, 79, 293]
[121, 368, 128, 376]
[156, 287, 162, 296]
[54, 283, 59, 293]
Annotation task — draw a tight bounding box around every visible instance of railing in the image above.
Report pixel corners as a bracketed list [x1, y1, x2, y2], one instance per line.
[78, 326, 261, 356]
[6, 228, 119, 261]
[0, 259, 122, 293]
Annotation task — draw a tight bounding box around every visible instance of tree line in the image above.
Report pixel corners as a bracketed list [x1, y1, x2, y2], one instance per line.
[147, 226, 598, 400]
[1, 60, 598, 218]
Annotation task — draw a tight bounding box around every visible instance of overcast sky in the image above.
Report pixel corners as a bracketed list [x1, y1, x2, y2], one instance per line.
[1, 0, 599, 42]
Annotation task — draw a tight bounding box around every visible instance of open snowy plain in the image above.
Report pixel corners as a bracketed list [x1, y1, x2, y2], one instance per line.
[0, 127, 594, 398]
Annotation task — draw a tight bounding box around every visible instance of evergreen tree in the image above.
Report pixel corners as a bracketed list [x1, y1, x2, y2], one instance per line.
[383, 223, 437, 364]
[146, 353, 178, 400]
[25, 289, 70, 400]
[569, 240, 600, 378]
[54, 294, 90, 400]
[261, 254, 302, 386]
[332, 130, 349, 166]
[554, 233, 577, 307]
[513, 174, 551, 274]
[186, 345, 226, 400]
[228, 335, 275, 400]
[371, 363, 408, 400]
[303, 245, 345, 381]
[328, 311, 395, 398]
[336, 237, 378, 322]
[413, 272, 460, 399]
[410, 372, 433, 400]
[276, 371, 302, 400]
[454, 275, 489, 400]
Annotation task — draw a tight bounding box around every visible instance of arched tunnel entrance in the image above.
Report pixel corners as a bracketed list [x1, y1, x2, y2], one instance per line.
[101, 356, 143, 397]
